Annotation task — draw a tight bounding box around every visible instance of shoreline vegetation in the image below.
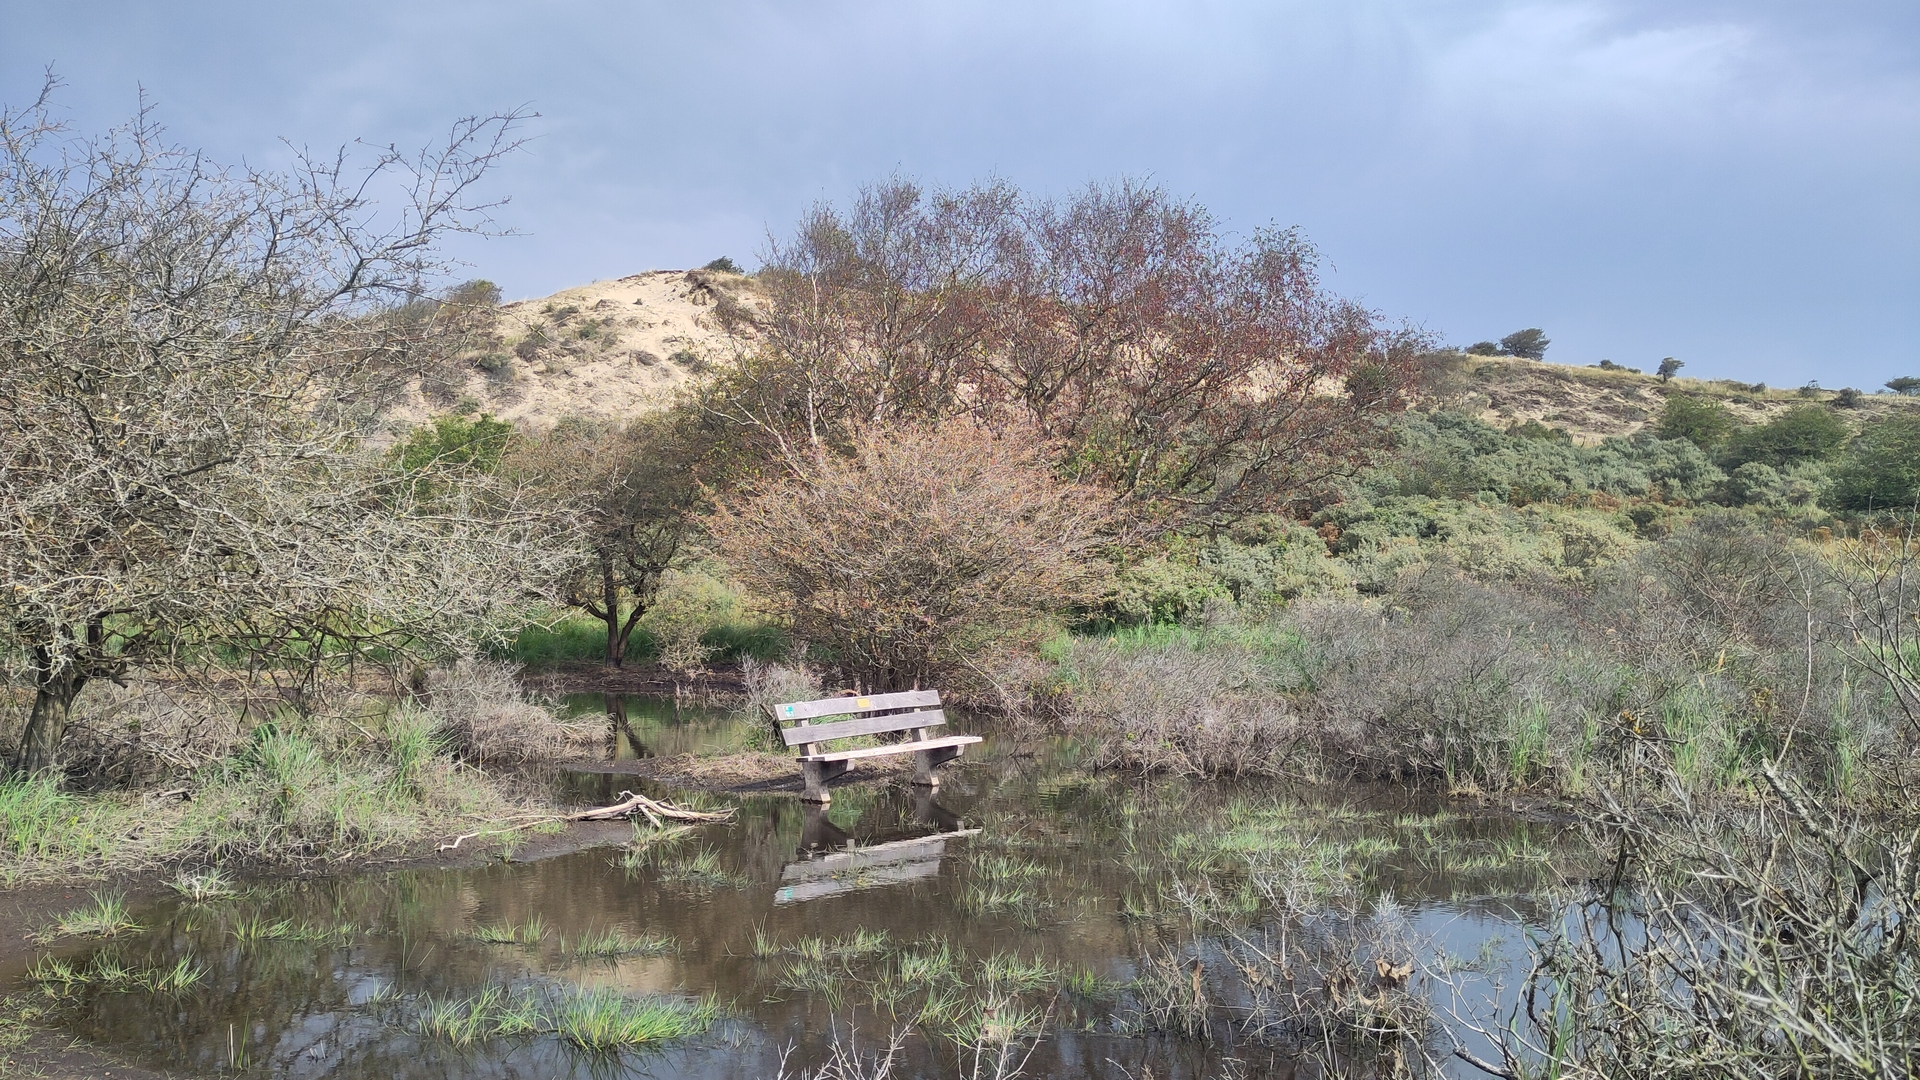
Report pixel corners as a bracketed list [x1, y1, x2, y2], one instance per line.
[5, 93, 1920, 1077]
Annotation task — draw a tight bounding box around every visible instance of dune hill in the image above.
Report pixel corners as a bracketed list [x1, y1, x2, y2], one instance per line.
[386, 272, 1918, 442]
[384, 269, 754, 432]
[1426, 354, 1919, 444]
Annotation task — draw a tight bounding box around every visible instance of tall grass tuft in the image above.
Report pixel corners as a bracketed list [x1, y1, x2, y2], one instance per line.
[547, 988, 719, 1050]
[40, 893, 141, 940]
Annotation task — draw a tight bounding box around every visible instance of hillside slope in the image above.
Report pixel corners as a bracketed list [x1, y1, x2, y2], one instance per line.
[384, 269, 752, 432]
[1425, 354, 1919, 443]
[385, 272, 1919, 441]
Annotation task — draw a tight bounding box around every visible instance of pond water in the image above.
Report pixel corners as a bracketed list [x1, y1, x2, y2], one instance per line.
[562, 694, 753, 760]
[6, 699, 1593, 1079]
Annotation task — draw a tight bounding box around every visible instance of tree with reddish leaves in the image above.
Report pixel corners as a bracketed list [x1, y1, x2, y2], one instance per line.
[708, 178, 1427, 526]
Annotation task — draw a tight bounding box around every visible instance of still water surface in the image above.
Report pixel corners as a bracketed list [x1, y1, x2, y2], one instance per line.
[8, 698, 1585, 1078]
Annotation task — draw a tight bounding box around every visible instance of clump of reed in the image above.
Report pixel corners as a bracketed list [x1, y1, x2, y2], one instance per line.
[410, 984, 718, 1049]
[28, 953, 205, 995]
[168, 867, 237, 901]
[656, 847, 749, 891]
[468, 914, 547, 945]
[35, 892, 141, 941]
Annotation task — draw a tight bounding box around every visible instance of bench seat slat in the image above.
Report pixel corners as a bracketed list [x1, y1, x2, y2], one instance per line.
[780, 709, 945, 747]
[796, 734, 981, 764]
[774, 689, 940, 722]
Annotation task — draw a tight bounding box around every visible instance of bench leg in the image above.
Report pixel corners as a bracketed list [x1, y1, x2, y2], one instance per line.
[800, 759, 848, 802]
[911, 745, 964, 787]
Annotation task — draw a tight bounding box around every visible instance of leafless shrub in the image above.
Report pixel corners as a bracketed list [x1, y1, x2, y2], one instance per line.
[1829, 523, 1920, 741]
[769, 1028, 908, 1079]
[425, 659, 599, 764]
[739, 656, 822, 749]
[1294, 569, 1611, 790]
[1224, 895, 1433, 1075]
[51, 673, 259, 784]
[1450, 777, 1920, 1079]
[710, 420, 1108, 693]
[1058, 635, 1303, 777]
[1136, 863, 1434, 1075]
[0, 82, 582, 775]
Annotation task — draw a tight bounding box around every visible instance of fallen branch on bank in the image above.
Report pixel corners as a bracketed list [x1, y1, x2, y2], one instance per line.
[437, 791, 733, 851]
[564, 790, 735, 828]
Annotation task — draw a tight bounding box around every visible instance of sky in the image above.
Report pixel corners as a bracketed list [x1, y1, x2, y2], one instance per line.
[4, 1, 1916, 387]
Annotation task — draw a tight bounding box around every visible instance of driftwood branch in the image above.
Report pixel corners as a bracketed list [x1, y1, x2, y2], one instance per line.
[436, 791, 731, 851]
[564, 789, 734, 826]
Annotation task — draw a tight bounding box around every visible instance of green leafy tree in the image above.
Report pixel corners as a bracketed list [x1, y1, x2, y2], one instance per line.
[1499, 328, 1549, 360]
[1657, 395, 1737, 450]
[1657, 357, 1683, 382]
[507, 412, 711, 667]
[1828, 414, 1920, 512]
[1886, 376, 1920, 396]
[392, 414, 515, 474]
[1720, 405, 1850, 469]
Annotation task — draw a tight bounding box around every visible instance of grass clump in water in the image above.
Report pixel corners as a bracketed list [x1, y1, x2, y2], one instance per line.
[29, 954, 204, 995]
[38, 892, 142, 940]
[548, 987, 719, 1050]
[657, 847, 748, 891]
[168, 868, 237, 901]
[568, 927, 675, 958]
[470, 915, 547, 945]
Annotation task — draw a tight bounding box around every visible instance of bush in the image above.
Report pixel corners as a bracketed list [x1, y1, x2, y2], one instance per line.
[427, 659, 599, 763]
[391, 413, 516, 474]
[1055, 626, 1306, 777]
[1656, 394, 1737, 450]
[1464, 341, 1501, 356]
[1720, 404, 1850, 469]
[700, 256, 743, 274]
[1105, 555, 1229, 625]
[1723, 461, 1785, 507]
[1828, 412, 1920, 512]
[709, 420, 1109, 692]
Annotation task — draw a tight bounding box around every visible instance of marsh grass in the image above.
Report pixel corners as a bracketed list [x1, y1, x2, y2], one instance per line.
[568, 927, 674, 958]
[0, 701, 530, 884]
[657, 847, 748, 891]
[412, 985, 716, 1050]
[28, 953, 204, 995]
[470, 915, 547, 945]
[227, 915, 355, 946]
[615, 823, 695, 872]
[38, 893, 141, 941]
[168, 868, 237, 901]
[548, 987, 719, 1051]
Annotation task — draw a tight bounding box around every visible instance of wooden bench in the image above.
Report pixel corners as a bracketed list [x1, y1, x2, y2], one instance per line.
[768, 689, 981, 802]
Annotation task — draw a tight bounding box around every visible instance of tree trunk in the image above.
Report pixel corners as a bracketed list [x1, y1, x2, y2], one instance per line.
[12, 668, 84, 775]
[601, 556, 625, 668]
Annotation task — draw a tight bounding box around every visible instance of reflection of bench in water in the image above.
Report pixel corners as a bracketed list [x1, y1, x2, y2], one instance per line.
[775, 798, 977, 905]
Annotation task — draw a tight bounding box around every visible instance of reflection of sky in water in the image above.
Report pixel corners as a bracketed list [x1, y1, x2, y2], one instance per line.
[7, 699, 1594, 1079]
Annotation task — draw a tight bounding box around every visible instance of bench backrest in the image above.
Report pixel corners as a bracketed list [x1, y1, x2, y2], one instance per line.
[770, 689, 945, 749]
